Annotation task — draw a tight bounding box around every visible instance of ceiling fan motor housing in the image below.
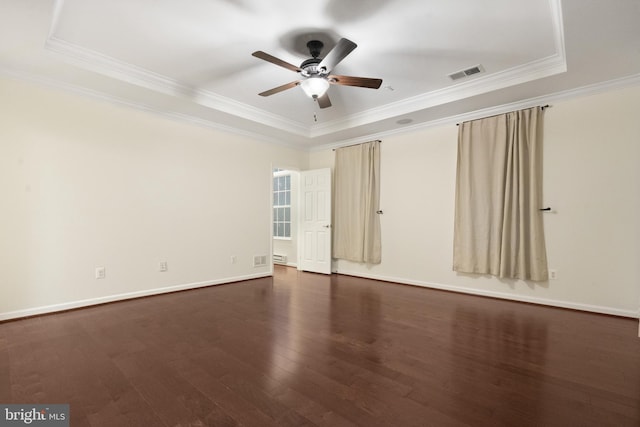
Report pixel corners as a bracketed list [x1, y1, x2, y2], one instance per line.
[301, 40, 327, 76]
[300, 58, 324, 76]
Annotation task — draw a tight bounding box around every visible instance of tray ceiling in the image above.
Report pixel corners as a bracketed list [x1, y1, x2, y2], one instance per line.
[1, 0, 639, 149]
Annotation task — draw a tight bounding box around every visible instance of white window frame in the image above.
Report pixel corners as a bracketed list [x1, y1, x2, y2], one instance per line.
[273, 169, 292, 240]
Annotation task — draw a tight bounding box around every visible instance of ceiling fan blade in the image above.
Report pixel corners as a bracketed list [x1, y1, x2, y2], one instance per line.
[328, 74, 383, 89]
[252, 51, 302, 73]
[316, 93, 332, 109]
[318, 38, 357, 73]
[258, 81, 300, 97]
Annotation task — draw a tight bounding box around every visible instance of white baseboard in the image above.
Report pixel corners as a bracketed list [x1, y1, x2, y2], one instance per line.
[3, 271, 637, 323]
[0, 272, 272, 322]
[335, 269, 640, 319]
[273, 262, 297, 268]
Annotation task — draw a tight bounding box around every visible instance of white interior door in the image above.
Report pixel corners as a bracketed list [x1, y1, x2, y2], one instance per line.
[299, 168, 332, 274]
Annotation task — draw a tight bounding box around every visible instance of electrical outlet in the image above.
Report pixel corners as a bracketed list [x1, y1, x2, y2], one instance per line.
[95, 266, 106, 279]
[159, 261, 168, 272]
[230, 256, 237, 264]
[549, 269, 557, 280]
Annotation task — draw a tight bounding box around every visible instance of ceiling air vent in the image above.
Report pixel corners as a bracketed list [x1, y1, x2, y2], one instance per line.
[448, 64, 484, 81]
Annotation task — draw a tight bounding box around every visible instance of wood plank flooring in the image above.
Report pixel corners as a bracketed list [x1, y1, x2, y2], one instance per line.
[1, 265, 639, 426]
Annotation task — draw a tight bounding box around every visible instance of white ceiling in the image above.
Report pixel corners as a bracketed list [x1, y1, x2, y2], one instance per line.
[1, 0, 639, 150]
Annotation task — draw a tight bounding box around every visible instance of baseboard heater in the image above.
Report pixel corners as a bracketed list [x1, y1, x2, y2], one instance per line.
[273, 254, 288, 265]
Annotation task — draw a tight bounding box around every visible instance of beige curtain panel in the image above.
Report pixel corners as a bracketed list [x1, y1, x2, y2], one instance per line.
[453, 107, 548, 281]
[333, 140, 382, 264]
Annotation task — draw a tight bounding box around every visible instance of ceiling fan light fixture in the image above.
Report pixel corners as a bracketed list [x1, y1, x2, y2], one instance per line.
[300, 77, 330, 98]
[252, 37, 382, 109]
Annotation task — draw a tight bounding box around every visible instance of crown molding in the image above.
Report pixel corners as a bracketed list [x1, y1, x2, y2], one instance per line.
[41, 35, 566, 140]
[44, 36, 310, 137]
[45, 0, 567, 141]
[3, 64, 638, 155]
[0, 65, 306, 151]
[308, 0, 567, 138]
[312, 73, 640, 152]
[26, 0, 633, 153]
[309, 53, 567, 138]
[41, 36, 567, 144]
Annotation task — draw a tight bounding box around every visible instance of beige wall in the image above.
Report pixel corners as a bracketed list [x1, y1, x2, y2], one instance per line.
[0, 76, 307, 319]
[2, 75, 638, 320]
[310, 85, 640, 317]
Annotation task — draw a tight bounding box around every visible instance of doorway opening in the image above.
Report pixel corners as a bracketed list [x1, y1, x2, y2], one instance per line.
[272, 167, 299, 268]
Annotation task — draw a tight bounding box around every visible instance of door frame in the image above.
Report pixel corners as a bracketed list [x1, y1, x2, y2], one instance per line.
[270, 164, 300, 272]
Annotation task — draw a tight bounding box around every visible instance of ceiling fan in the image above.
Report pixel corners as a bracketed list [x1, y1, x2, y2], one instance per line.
[251, 38, 382, 109]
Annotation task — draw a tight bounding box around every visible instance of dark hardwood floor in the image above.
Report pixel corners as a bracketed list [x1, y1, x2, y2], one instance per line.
[1, 265, 639, 426]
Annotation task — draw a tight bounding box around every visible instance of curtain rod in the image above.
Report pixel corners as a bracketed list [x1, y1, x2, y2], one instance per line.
[456, 105, 550, 126]
[332, 139, 382, 151]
